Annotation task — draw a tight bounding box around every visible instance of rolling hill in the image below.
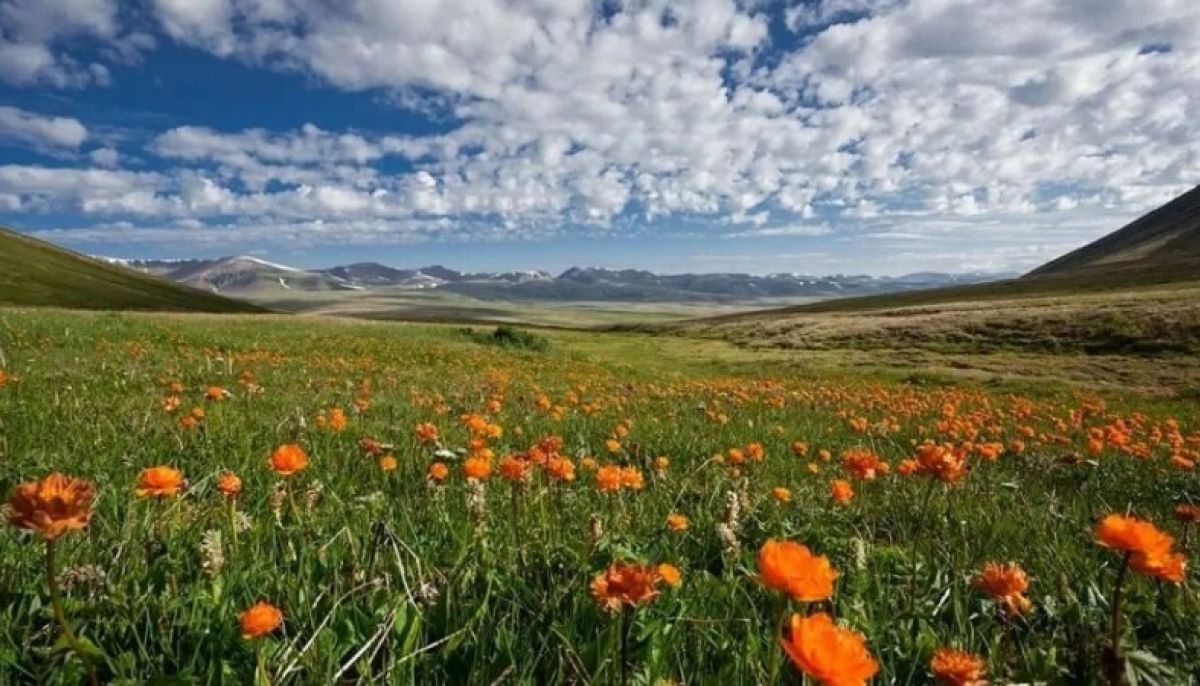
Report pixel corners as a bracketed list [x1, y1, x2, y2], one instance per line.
[1027, 184, 1200, 281]
[0, 228, 267, 313]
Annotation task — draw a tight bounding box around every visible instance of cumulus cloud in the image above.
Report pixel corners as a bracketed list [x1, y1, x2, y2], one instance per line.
[2, 0, 1198, 271]
[0, 106, 87, 149]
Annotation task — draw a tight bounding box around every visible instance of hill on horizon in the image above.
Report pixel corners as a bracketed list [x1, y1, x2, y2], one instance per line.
[1026, 184, 1200, 281]
[0, 228, 268, 313]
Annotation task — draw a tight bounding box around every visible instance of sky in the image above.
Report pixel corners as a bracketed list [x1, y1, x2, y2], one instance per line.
[0, 0, 1197, 276]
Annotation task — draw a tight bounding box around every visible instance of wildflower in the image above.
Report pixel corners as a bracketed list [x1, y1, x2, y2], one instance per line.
[199, 529, 225, 578]
[240, 601, 283, 639]
[463, 456, 491, 480]
[745, 442, 765, 461]
[136, 466, 185, 498]
[842, 448, 888, 480]
[931, 647, 986, 686]
[605, 438, 622, 454]
[595, 465, 623, 492]
[205, 386, 227, 401]
[780, 612, 878, 686]
[757, 539, 838, 602]
[428, 462, 449, 482]
[581, 457, 598, 472]
[328, 408, 348, 431]
[379, 455, 398, 472]
[791, 441, 809, 457]
[830, 479, 854, 504]
[0, 368, 7, 387]
[415, 422, 440, 443]
[897, 459, 920, 476]
[591, 561, 661, 612]
[620, 466, 645, 490]
[269, 444, 309, 476]
[772, 487, 792, 503]
[657, 563, 682, 588]
[498, 455, 531, 483]
[8, 474, 95, 539]
[1175, 503, 1200, 524]
[1095, 514, 1186, 581]
[667, 513, 689, 532]
[546, 456, 576, 482]
[653, 456, 670, 472]
[217, 472, 242, 498]
[972, 562, 1032, 615]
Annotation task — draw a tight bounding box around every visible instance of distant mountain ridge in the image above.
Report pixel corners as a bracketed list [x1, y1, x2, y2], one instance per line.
[1026, 184, 1200, 281]
[108, 255, 1010, 302]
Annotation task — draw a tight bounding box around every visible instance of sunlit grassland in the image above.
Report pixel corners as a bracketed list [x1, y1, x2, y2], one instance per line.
[0, 308, 1198, 684]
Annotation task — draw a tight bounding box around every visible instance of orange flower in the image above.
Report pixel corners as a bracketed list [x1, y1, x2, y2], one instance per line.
[1175, 503, 1200, 524]
[842, 448, 888, 480]
[463, 456, 491, 480]
[269, 444, 309, 477]
[415, 422, 440, 443]
[498, 455, 531, 483]
[972, 562, 1032, 615]
[205, 386, 226, 401]
[757, 539, 838, 602]
[240, 601, 283, 639]
[830, 479, 854, 504]
[604, 438, 622, 454]
[745, 442, 765, 461]
[378, 455, 398, 472]
[780, 612, 878, 686]
[666, 513, 689, 531]
[1129, 549, 1186, 583]
[428, 462, 449, 482]
[217, 472, 242, 498]
[931, 647, 986, 686]
[546, 456, 576, 482]
[772, 487, 792, 502]
[1094, 514, 1178, 570]
[0, 368, 7, 387]
[653, 456, 670, 472]
[657, 563, 682, 588]
[136, 466, 185, 498]
[328, 408, 347, 432]
[595, 465, 623, 492]
[590, 561, 661, 612]
[7, 473, 95, 540]
[791, 441, 809, 457]
[620, 466, 644, 490]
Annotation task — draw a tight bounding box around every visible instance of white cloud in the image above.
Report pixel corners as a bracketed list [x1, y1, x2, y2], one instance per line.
[1, 0, 1198, 272]
[0, 105, 87, 149]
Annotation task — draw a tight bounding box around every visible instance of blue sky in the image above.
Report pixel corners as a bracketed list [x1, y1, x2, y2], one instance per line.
[0, 0, 1197, 275]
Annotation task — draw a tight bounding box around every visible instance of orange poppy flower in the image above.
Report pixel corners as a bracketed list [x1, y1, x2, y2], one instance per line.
[842, 448, 888, 480]
[328, 408, 347, 432]
[657, 563, 682, 588]
[745, 442, 765, 461]
[667, 513, 689, 532]
[269, 444, 309, 476]
[595, 465, 623, 492]
[7, 473, 95, 540]
[791, 441, 809, 457]
[428, 462, 449, 482]
[830, 479, 854, 504]
[772, 487, 792, 502]
[378, 455, 398, 472]
[463, 456, 492, 480]
[780, 612, 878, 686]
[546, 456, 576, 482]
[931, 647, 986, 686]
[1095, 514, 1175, 557]
[972, 562, 1032, 615]
[1129, 549, 1186, 583]
[620, 466, 644, 490]
[757, 539, 838, 602]
[590, 561, 661, 612]
[205, 386, 226, 401]
[415, 422, 440, 443]
[498, 455, 531, 483]
[653, 456, 670, 472]
[217, 472, 242, 497]
[604, 438, 622, 454]
[136, 466, 185, 498]
[240, 601, 283, 639]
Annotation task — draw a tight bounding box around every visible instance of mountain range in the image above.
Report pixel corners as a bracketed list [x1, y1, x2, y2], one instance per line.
[103, 256, 1011, 303]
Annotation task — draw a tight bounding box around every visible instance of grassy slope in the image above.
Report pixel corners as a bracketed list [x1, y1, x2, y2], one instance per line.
[0, 228, 267, 313]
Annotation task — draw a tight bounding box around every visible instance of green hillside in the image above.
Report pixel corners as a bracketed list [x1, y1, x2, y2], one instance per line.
[0, 228, 267, 313]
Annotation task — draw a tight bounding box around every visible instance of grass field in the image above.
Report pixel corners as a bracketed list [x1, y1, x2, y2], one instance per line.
[1, 307, 1199, 684]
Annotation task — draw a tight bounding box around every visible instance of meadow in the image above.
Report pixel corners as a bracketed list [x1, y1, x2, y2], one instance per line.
[1, 309, 1198, 684]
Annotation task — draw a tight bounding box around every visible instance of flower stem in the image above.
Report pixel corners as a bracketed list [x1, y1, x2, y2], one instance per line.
[1109, 552, 1131, 657]
[45, 540, 99, 686]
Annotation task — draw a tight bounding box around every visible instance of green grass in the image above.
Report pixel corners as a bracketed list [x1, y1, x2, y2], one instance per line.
[0, 228, 266, 313]
[1, 309, 1198, 684]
